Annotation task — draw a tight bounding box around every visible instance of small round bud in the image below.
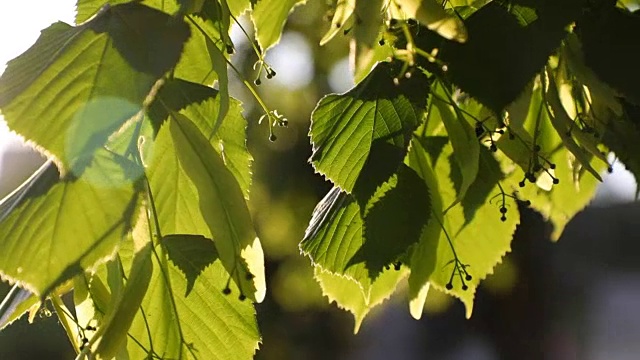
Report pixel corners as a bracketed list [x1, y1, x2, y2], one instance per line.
[461, 284, 468, 291]
[226, 44, 234, 54]
[269, 133, 277, 142]
[445, 283, 453, 290]
[607, 166, 613, 173]
[490, 144, 497, 152]
[500, 207, 507, 214]
[523, 200, 531, 206]
[465, 274, 472, 281]
[254, 78, 262, 86]
[519, 180, 526, 188]
[552, 178, 559, 184]
[266, 73, 273, 79]
[378, 39, 385, 45]
[501, 215, 507, 222]
[222, 287, 232, 295]
[549, 163, 556, 169]
[239, 294, 246, 301]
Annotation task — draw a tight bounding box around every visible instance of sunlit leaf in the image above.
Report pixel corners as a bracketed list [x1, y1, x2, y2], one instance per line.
[320, 0, 356, 46]
[352, 0, 386, 82]
[124, 233, 260, 359]
[147, 113, 264, 302]
[0, 151, 140, 297]
[0, 3, 189, 172]
[252, 0, 307, 52]
[314, 266, 408, 333]
[407, 138, 518, 317]
[310, 61, 427, 194]
[149, 79, 253, 198]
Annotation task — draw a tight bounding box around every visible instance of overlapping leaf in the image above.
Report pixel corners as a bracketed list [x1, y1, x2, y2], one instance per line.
[147, 108, 264, 302]
[0, 151, 140, 297]
[314, 266, 408, 333]
[148, 79, 253, 197]
[0, 3, 189, 173]
[310, 61, 428, 194]
[407, 139, 519, 318]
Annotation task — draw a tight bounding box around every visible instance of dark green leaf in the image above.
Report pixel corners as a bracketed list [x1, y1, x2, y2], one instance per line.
[576, 5, 640, 105]
[310, 61, 427, 194]
[348, 165, 430, 276]
[162, 234, 219, 296]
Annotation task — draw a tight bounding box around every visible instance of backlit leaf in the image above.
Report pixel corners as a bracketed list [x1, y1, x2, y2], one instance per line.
[310, 61, 427, 193]
[0, 3, 189, 172]
[252, 0, 307, 52]
[147, 113, 264, 302]
[0, 151, 140, 297]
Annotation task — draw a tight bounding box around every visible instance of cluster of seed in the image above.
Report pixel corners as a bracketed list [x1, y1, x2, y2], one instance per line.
[384, 261, 403, 271]
[222, 272, 254, 301]
[490, 190, 532, 222]
[517, 144, 559, 188]
[445, 260, 472, 291]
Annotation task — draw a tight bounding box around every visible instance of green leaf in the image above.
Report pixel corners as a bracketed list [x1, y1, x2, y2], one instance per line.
[0, 151, 140, 297]
[95, 240, 153, 359]
[162, 234, 219, 296]
[413, 1, 570, 112]
[544, 71, 603, 181]
[349, 165, 430, 276]
[319, 0, 356, 46]
[577, 5, 640, 105]
[175, 2, 227, 86]
[252, 0, 307, 52]
[0, 286, 39, 330]
[301, 187, 369, 281]
[124, 237, 260, 359]
[149, 79, 253, 198]
[0, 3, 190, 172]
[407, 138, 519, 317]
[310, 61, 427, 193]
[352, 0, 386, 82]
[392, 0, 467, 42]
[147, 113, 264, 302]
[314, 266, 407, 333]
[431, 83, 480, 210]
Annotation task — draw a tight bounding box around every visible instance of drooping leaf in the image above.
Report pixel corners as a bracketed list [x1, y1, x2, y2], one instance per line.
[314, 266, 408, 333]
[147, 113, 264, 302]
[0, 151, 140, 297]
[95, 240, 153, 359]
[252, 0, 307, 52]
[352, 0, 386, 82]
[149, 78, 253, 197]
[123, 230, 260, 359]
[320, 0, 356, 45]
[407, 138, 518, 317]
[162, 234, 219, 296]
[0, 3, 190, 172]
[310, 61, 428, 194]
[543, 71, 603, 181]
[431, 83, 480, 209]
